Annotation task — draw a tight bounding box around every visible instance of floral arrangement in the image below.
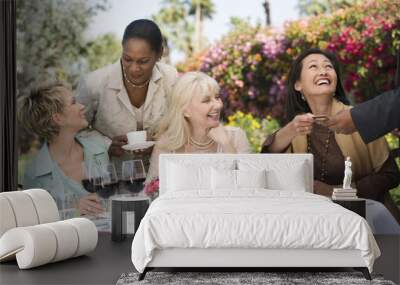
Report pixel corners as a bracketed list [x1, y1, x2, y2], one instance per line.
[179, 0, 399, 121]
[144, 178, 159, 201]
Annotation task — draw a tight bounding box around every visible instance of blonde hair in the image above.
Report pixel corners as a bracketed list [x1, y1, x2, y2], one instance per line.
[156, 72, 220, 151]
[18, 81, 70, 141]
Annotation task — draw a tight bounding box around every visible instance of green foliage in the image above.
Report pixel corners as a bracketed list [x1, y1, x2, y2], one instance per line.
[226, 16, 261, 39]
[16, 0, 109, 89]
[189, 0, 215, 18]
[85, 33, 121, 71]
[391, 186, 400, 207]
[297, 0, 364, 16]
[152, 0, 215, 57]
[153, 0, 194, 56]
[386, 133, 400, 153]
[18, 152, 36, 186]
[385, 133, 400, 207]
[16, 0, 110, 155]
[225, 111, 280, 153]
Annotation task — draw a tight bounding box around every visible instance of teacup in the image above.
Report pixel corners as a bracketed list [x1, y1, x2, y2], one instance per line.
[127, 131, 146, 145]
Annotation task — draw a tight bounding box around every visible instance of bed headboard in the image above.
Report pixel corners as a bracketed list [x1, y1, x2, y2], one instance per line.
[159, 153, 314, 195]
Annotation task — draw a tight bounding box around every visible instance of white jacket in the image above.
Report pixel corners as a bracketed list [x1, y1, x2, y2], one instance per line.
[76, 61, 178, 147]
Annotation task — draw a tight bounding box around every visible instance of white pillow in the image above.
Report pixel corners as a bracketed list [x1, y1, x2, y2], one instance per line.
[266, 162, 307, 191]
[167, 162, 211, 191]
[211, 169, 267, 191]
[211, 168, 236, 190]
[238, 159, 309, 191]
[236, 169, 267, 189]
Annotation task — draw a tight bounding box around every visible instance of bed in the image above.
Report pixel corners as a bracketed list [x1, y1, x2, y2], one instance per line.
[131, 154, 380, 280]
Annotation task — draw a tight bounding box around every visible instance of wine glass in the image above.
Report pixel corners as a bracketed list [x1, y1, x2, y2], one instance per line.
[95, 162, 119, 199]
[121, 160, 135, 193]
[121, 160, 146, 193]
[132, 160, 146, 183]
[81, 162, 99, 193]
[122, 160, 135, 184]
[57, 192, 79, 220]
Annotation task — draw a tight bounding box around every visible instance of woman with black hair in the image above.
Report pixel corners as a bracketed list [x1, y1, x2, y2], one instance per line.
[261, 48, 400, 232]
[76, 19, 177, 176]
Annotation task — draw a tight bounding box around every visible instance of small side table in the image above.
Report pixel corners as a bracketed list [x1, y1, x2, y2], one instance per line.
[111, 196, 150, 241]
[332, 198, 366, 218]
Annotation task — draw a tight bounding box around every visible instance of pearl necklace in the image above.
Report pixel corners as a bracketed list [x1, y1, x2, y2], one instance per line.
[121, 61, 150, 89]
[188, 136, 214, 150]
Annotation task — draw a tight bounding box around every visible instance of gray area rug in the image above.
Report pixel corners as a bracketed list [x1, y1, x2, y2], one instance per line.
[117, 271, 395, 285]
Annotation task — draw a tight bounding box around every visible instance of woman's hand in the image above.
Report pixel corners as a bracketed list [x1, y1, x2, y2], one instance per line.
[78, 193, 104, 216]
[313, 180, 334, 197]
[265, 113, 314, 153]
[108, 135, 128, 157]
[289, 113, 314, 138]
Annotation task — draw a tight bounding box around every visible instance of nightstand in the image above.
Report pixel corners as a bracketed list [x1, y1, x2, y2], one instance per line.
[332, 198, 366, 218]
[111, 196, 150, 241]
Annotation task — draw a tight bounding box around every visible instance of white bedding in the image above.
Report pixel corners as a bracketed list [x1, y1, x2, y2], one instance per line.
[131, 190, 380, 273]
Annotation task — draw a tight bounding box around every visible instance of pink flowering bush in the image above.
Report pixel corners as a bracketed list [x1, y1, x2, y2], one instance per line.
[186, 30, 290, 120]
[179, 0, 399, 122]
[285, 0, 399, 104]
[144, 178, 159, 200]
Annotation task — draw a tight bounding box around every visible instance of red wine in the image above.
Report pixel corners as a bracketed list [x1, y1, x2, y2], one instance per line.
[121, 179, 144, 193]
[96, 182, 119, 198]
[134, 178, 146, 184]
[82, 179, 96, 193]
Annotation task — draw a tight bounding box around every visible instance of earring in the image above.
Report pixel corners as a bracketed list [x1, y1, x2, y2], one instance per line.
[301, 93, 306, 101]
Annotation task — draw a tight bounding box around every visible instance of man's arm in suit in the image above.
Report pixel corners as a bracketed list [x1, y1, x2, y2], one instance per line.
[351, 88, 400, 143]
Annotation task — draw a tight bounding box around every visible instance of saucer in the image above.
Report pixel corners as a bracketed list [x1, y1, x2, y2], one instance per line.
[122, 141, 155, 151]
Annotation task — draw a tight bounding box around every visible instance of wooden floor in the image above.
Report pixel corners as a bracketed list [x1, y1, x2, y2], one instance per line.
[373, 235, 400, 284]
[0, 233, 134, 285]
[0, 233, 398, 284]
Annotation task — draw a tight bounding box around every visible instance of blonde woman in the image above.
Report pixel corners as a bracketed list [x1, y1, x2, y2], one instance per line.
[146, 72, 251, 182]
[20, 82, 109, 217]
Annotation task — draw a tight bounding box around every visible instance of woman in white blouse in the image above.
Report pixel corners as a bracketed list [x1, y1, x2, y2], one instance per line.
[146, 72, 251, 182]
[76, 19, 178, 175]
